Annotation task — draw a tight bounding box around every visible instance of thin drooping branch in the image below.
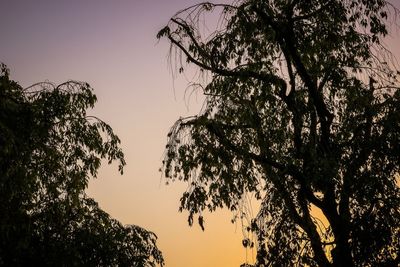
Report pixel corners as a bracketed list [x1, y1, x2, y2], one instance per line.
[167, 21, 287, 91]
[182, 114, 325, 211]
[161, 1, 400, 266]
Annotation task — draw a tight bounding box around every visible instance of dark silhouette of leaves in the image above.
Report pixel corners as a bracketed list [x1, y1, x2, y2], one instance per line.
[0, 64, 164, 267]
[159, 1, 400, 266]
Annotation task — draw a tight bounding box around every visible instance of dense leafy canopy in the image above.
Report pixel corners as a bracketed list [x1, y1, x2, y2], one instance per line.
[159, 0, 400, 266]
[0, 64, 163, 266]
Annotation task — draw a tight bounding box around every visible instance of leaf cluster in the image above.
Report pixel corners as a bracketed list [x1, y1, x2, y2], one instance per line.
[159, 1, 400, 266]
[0, 64, 163, 266]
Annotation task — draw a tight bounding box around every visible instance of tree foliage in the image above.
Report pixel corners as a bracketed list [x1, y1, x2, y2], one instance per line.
[159, 0, 400, 266]
[0, 64, 164, 266]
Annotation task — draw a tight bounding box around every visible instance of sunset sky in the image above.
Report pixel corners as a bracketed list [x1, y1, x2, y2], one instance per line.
[1, 1, 253, 266]
[1, 1, 399, 266]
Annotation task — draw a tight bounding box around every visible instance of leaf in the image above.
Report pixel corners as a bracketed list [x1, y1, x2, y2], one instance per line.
[198, 215, 205, 231]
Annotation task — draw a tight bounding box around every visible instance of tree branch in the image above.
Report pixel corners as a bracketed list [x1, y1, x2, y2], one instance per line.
[167, 21, 287, 90]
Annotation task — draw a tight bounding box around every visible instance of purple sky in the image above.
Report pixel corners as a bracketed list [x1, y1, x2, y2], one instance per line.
[1, 1, 399, 266]
[1, 1, 252, 266]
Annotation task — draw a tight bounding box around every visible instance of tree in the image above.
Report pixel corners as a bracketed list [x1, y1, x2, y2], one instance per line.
[0, 64, 164, 266]
[158, 1, 400, 266]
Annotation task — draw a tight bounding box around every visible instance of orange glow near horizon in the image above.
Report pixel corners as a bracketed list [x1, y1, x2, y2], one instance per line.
[1, 0, 400, 266]
[1, 1, 255, 266]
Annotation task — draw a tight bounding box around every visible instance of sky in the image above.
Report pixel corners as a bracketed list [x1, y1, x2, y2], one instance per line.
[1, 1, 400, 266]
[0, 1, 255, 266]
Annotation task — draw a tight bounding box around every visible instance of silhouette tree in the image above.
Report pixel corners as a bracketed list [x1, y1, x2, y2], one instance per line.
[158, 1, 400, 266]
[0, 64, 164, 266]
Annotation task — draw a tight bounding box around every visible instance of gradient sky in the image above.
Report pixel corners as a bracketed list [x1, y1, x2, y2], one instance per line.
[1, 1, 255, 266]
[1, 1, 399, 266]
